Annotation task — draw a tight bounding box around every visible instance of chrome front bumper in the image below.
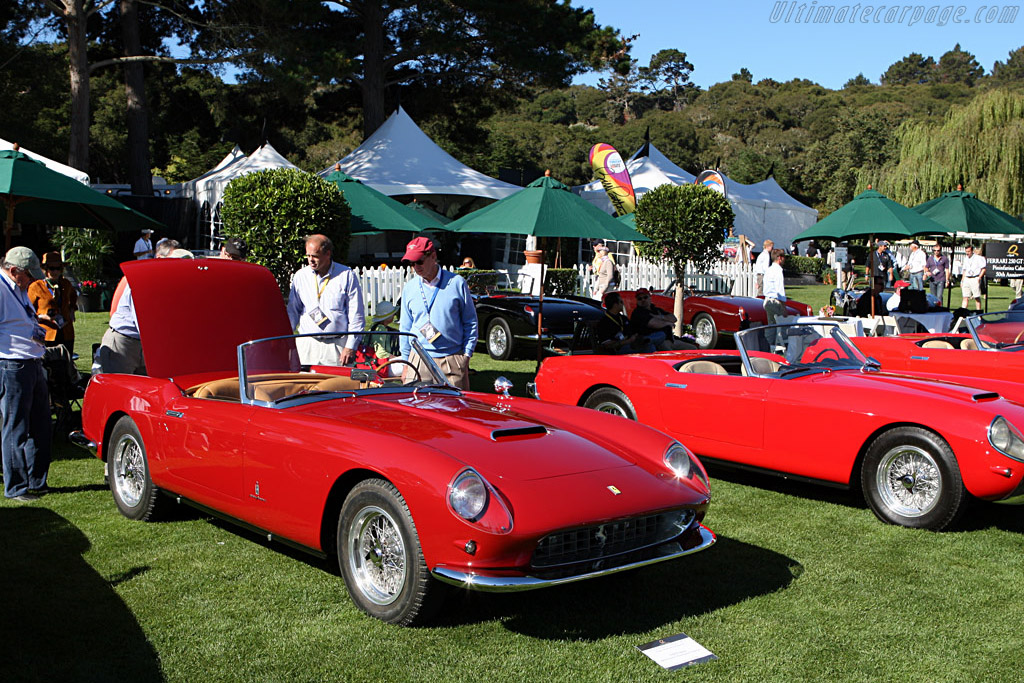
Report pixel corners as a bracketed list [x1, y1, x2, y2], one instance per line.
[431, 524, 715, 592]
[69, 430, 98, 456]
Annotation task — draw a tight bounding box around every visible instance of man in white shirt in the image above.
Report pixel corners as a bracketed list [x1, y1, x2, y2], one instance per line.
[961, 245, 987, 311]
[287, 234, 365, 366]
[763, 248, 787, 344]
[0, 247, 51, 502]
[133, 228, 154, 259]
[753, 239, 773, 296]
[906, 240, 927, 290]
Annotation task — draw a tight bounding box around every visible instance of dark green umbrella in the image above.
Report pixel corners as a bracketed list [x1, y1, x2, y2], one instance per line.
[913, 189, 1024, 236]
[447, 174, 649, 243]
[406, 199, 451, 225]
[325, 169, 447, 234]
[0, 148, 163, 250]
[794, 189, 951, 242]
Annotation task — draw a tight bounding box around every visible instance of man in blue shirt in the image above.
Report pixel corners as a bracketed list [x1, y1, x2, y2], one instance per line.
[399, 236, 478, 389]
[0, 247, 51, 501]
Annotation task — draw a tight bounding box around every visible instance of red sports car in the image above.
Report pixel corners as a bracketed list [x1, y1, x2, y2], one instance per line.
[70, 259, 714, 625]
[618, 282, 813, 349]
[854, 310, 1024, 384]
[534, 321, 1024, 531]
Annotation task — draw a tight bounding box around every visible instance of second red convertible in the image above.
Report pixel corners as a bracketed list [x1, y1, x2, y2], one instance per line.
[534, 322, 1024, 531]
[71, 259, 714, 625]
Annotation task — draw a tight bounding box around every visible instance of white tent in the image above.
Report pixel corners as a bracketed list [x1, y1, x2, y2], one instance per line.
[575, 143, 817, 248]
[323, 107, 519, 201]
[184, 143, 300, 247]
[1, 138, 89, 184]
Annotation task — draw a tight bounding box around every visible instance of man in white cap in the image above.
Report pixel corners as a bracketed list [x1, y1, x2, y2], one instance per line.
[399, 236, 477, 389]
[134, 228, 154, 259]
[0, 246, 52, 502]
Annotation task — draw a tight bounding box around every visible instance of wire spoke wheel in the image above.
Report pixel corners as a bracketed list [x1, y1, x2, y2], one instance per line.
[875, 446, 942, 517]
[112, 433, 146, 509]
[347, 505, 407, 606]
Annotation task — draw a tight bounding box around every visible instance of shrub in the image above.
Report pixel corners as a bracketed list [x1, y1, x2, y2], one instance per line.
[220, 169, 351, 294]
[546, 268, 581, 296]
[49, 227, 113, 282]
[784, 255, 828, 278]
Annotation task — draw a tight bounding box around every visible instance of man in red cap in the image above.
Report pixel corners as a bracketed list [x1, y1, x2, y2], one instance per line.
[399, 236, 477, 389]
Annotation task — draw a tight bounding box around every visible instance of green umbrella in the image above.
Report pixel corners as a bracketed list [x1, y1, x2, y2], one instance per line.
[794, 189, 952, 242]
[325, 169, 447, 233]
[406, 200, 451, 225]
[447, 174, 649, 243]
[0, 148, 163, 250]
[913, 189, 1024, 236]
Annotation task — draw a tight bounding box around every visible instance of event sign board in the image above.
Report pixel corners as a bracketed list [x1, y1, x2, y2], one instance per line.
[588, 143, 636, 217]
[983, 241, 1024, 279]
[636, 632, 717, 670]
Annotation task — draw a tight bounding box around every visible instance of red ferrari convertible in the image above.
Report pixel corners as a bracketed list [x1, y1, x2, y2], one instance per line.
[70, 259, 714, 625]
[618, 282, 813, 349]
[854, 310, 1024, 384]
[534, 321, 1024, 531]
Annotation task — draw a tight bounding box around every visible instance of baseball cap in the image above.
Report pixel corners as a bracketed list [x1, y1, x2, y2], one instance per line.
[402, 236, 436, 263]
[4, 246, 44, 280]
[142, 228, 154, 234]
[222, 237, 247, 259]
[894, 280, 910, 289]
[595, 243, 609, 252]
[637, 287, 651, 297]
[170, 248, 194, 259]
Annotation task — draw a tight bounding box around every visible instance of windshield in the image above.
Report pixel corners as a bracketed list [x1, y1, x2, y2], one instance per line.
[735, 322, 871, 376]
[966, 311, 1024, 351]
[238, 331, 451, 404]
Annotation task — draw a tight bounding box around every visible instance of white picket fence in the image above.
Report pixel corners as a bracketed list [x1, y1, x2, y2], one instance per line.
[354, 258, 757, 315]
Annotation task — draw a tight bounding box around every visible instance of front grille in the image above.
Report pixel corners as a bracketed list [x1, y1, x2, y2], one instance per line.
[532, 509, 695, 570]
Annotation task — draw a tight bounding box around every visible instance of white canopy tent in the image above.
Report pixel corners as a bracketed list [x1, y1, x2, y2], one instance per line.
[575, 143, 817, 249]
[1, 138, 89, 184]
[323, 107, 520, 206]
[183, 143, 299, 248]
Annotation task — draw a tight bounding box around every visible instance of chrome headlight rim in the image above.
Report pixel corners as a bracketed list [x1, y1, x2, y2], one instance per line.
[988, 416, 1024, 462]
[448, 468, 488, 521]
[664, 442, 693, 479]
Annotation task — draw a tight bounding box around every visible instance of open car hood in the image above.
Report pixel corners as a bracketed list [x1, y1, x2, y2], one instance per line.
[124, 259, 293, 379]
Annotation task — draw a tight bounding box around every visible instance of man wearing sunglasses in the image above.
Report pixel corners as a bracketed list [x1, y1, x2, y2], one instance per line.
[399, 236, 477, 389]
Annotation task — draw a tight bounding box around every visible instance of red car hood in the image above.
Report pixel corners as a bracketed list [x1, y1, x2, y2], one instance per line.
[124, 259, 292, 379]
[304, 393, 638, 481]
[814, 369, 1005, 402]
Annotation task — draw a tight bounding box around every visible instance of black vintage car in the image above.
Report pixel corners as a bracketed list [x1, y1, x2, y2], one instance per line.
[474, 292, 604, 360]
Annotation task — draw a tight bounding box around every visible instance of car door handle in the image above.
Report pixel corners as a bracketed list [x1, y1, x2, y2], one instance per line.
[165, 410, 185, 418]
[665, 383, 688, 389]
[910, 356, 929, 360]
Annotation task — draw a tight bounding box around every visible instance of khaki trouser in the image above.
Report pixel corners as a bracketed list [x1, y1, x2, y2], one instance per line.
[408, 351, 470, 390]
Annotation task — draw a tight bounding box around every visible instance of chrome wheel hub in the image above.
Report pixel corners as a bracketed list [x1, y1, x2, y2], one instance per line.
[112, 434, 145, 508]
[593, 400, 629, 419]
[348, 506, 406, 606]
[489, 326, 508, 356]
[695, 319, 713, 347]
[876, 446, 941, 517]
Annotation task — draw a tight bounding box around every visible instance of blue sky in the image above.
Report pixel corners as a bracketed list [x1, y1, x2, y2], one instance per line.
[571, 0, 1023, 88]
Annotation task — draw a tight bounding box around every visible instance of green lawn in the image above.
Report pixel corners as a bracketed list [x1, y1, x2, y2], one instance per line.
[4, 298, 1023, 682]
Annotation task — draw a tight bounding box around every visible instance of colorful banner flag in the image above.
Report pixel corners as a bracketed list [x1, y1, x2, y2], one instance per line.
[695, 170, 727, 198]
[589, 143, 636, 217]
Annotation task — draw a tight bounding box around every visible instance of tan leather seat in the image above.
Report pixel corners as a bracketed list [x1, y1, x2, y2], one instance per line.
[678, 360, 728, 375]
[313, 375, 366, 392]
[921, 340, 955, 349]
[742, 357, 781, 376]
[191, 377, 241, 401]
[251, 380, 321, 402]
[960, 338, 979, 350]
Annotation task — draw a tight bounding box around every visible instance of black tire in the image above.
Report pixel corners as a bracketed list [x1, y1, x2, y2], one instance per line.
[860, 426, 968, 530]
[486, 317, 515, 361]
[108, 415, 162, 521]
[692, 313, 718, 349]
[337, 478, 443, 625]
[582, 387, 637, 421]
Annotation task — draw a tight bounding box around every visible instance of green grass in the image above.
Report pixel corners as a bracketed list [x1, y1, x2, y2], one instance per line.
[5, 303, 1023, 682]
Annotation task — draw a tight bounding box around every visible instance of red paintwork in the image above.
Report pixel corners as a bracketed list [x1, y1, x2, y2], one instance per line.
[535, 350, 1024, 503]
[855, 335, 1024, 385]
[81, 260, 712, 582]
[618, 289, 813, 333]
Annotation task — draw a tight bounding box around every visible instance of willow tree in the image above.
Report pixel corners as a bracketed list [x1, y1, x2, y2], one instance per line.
[872, 89, 1024, 217]
[633, 184, 733, 335]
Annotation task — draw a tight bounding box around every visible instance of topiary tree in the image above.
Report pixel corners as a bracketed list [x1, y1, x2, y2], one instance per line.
[634, 184, 733, 334]
[220, 168, 352, 295]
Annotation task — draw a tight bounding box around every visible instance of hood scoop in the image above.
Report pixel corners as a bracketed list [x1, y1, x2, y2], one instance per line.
[972, 392, 1000, 402]
[490, 425, 548, 441]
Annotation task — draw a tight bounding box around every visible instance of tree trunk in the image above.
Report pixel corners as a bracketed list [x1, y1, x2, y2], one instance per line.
[120, 0, 152, 195]
[674, 267, 685, 337]
[66, 0, 90, 173]
[360, 0, 387, 138]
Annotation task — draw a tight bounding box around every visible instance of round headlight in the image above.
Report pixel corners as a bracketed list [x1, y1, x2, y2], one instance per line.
[664, 442, 692, 479]
[449, 470, 488, 520]
[990, 416, 1024, 462]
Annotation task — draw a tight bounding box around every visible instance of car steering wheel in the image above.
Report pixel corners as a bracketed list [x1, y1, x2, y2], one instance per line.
[376, 358, 422, 383]
[1014, 329, 1024, 344]
[813, 348, 841, 362]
